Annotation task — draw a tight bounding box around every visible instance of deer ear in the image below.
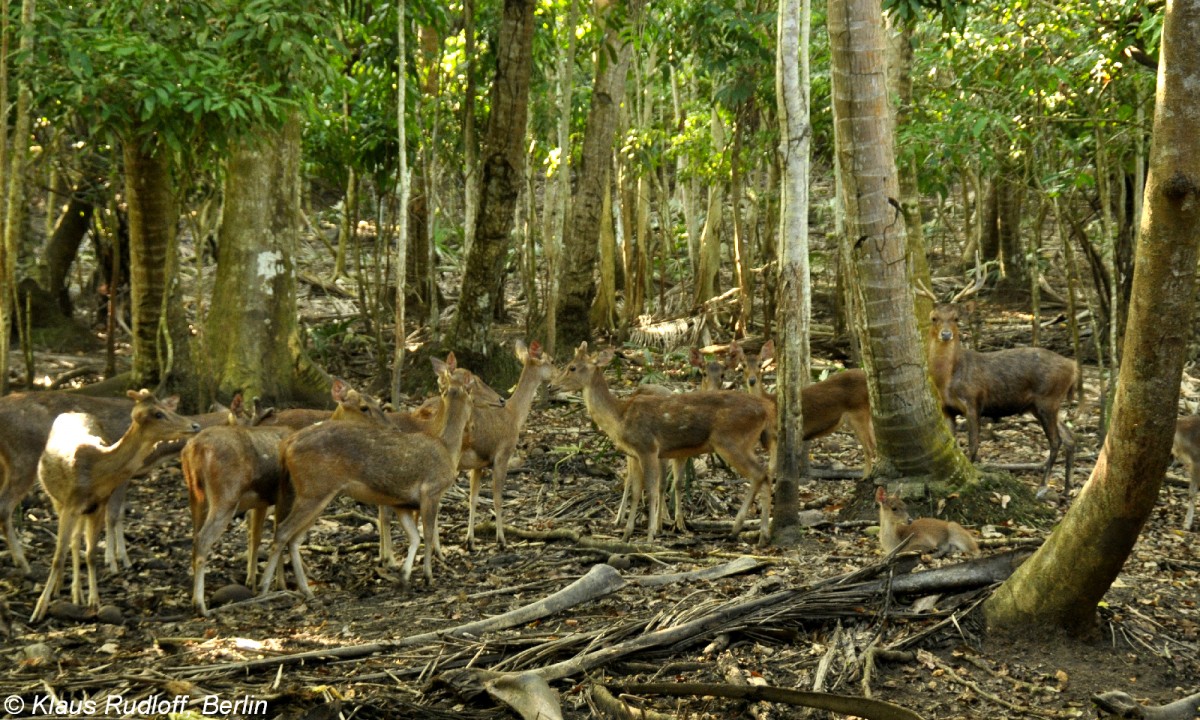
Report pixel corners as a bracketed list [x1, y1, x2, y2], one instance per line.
[963, 299, 976, 315]
[162, 395, 181, 412]
[431, 357, 448, 376]
[595, 349, 615, 367]
[874, 486, 886, 503]
[689, 347, 702, 367]
[514, 339, 529, 362]
[331, 378, 350, 403]
[759, 339, 775, 363]
[445, 352, 458, 371]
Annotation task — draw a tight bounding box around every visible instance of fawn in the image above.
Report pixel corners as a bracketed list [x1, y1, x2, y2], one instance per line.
[30, 390, 200, 622]
[554, 342, 774, 544]
[1174, 416, 1200, 530]
[257, 369, 475, 595]
[927, 303, 1077, 492]
[875, 487, 979, 557]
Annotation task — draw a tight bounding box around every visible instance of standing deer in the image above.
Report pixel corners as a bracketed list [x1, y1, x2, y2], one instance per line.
[554, 342, 774, 545]
[258, 369, 475, 595]
[456, 340, 555, 550]
[927, 303, 1077, 492]
[731, 339, 877, 475]
[1173, 416, 1200, 530]
[30, 390, 200, 622]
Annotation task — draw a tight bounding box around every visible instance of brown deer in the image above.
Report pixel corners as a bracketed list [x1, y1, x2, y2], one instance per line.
[257, 369, 475, 595]
[455, 340, 555, 550]
[30, 390, 201, 622]
[1173, 416, 1200, 530]
[731, 339, 877, 475]
[554, 342, 774, 544]
[689, 347, 728, 392]
[0, 391, 227, 574]
[927, 303, 1077, 492]
[875, 487, 979, 557]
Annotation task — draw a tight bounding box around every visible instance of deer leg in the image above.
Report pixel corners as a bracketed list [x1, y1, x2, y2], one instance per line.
[642, 453, 662, 543]
[421, 496, 440, 585]
[670, 459, 688, 532]
[31, 510, 80, 622]
[466, 467, 484, 551]
[1059, 420, 1075, 495]
[396, 508, 421, 585]
[191, 505, 238, 614]
[623, 456, 643, 542]
[104, 481, 131, 571]
[846, 411, 877, 476]
[376, 506, 395, 568]
[70, 515, 84, 605]
[1185, 461, 1198, 531]
[492, 450, 512, 549]
[1033, 408, 1063, 491]
[965, 410, 982, 463]
[246, 506, 267, 588]
[617, 458, 635, 528]
[259, 491, 337, 598]
[83, 512, 104, 609]
[0, 458, 35, 573]
[723, 444, 770, 545]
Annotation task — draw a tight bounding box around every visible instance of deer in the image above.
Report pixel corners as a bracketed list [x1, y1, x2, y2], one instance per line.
[0, 391, 226, 574]
[553, 342, 774, 545]
[257, 368, 475, 595]
[182, 394, 310, 616]
[689, 347, 728, 392]
[925, 301, 1077, 493]
[30, 390, 201, 622]
[1173, 416, 1200, 530]
[455, 340, 555, 550]
[731, 339, 877, 475]
[875, 486, 979, 557]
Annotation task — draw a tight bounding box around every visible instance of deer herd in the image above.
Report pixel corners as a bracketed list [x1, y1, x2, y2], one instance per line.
[2, 302, 1198, 623]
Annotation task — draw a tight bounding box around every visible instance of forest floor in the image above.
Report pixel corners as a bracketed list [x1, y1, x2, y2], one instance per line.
[2, 342, 1199, 720]
[3, 272, 1200, 719]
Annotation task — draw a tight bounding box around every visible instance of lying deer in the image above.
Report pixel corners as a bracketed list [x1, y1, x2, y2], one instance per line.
[732, 339, 877, 475]
[554, 342, 774, 545]
[1173, 416, 1200, 530]
[927, 303, 1077, 492]
[30, 390, 200, 622]
[875, 486, 979, 557]
[258, 369, 475, 595]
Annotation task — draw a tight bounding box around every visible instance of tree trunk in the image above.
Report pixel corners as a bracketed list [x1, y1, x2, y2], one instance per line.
[885, 15, 933, 330]
[693, 107, 726, 308]
[461, 0, 480, 262]
[771, 0, 812, 546]
[205, 112, 327, 406]
[556, 0, 642, 352]
[123, 136, 193, 391]
[0, 0, 32, 393]
[453, 0, 535, 358]
[391, 0, 409, 404]
[984, 0, 1200, 635]
[828, 0, 972, 485]
[41, 196, 93, 317]
[542, 0, 580, 357]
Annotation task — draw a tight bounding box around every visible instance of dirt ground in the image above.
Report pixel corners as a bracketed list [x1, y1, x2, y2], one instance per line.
[2, 344, 1199, 720]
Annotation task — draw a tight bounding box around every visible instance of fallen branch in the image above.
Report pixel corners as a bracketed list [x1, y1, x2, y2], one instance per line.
[607, 681, 926, 720]
[631, 556, 764, 588]
[1093, 690, 1200, 720]
[861, 549, 1033, 597]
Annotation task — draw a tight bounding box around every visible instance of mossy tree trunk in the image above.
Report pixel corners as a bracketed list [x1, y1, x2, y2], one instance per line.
[556, 0, 642, 352]
[828, 0, 973, 486]
[453, 0, 535, 359]
[123, 135, 193, 392]
[204, 112, 327, 406]
[984, 0, 1200, 635]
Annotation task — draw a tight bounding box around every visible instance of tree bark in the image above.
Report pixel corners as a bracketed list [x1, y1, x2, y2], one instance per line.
[453, 0, 535, 357]
[771, 0, 812, 545]
[123, 136, 193, 391]
[205, 112, 327, 406]
[984, 0, 1200, 635]
[41, 196, 93, 317]
[828, 0, 972, 485]
[556, 0, 642, 352]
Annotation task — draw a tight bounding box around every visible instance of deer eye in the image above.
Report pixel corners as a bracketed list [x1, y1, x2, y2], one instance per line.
[155, 411, 165, 420]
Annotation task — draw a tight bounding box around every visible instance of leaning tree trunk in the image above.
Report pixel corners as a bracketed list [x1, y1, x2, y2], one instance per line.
[556, 0, 642, 352]
[41, 196, 93, 317]
[205, 112, 327, 407]
[770, 0, 812, 546]
[828, 0, 973, 485]
[123, 136, 193, 392]
[452, 0, 535, 364]
[984, 0, 1200, 635]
